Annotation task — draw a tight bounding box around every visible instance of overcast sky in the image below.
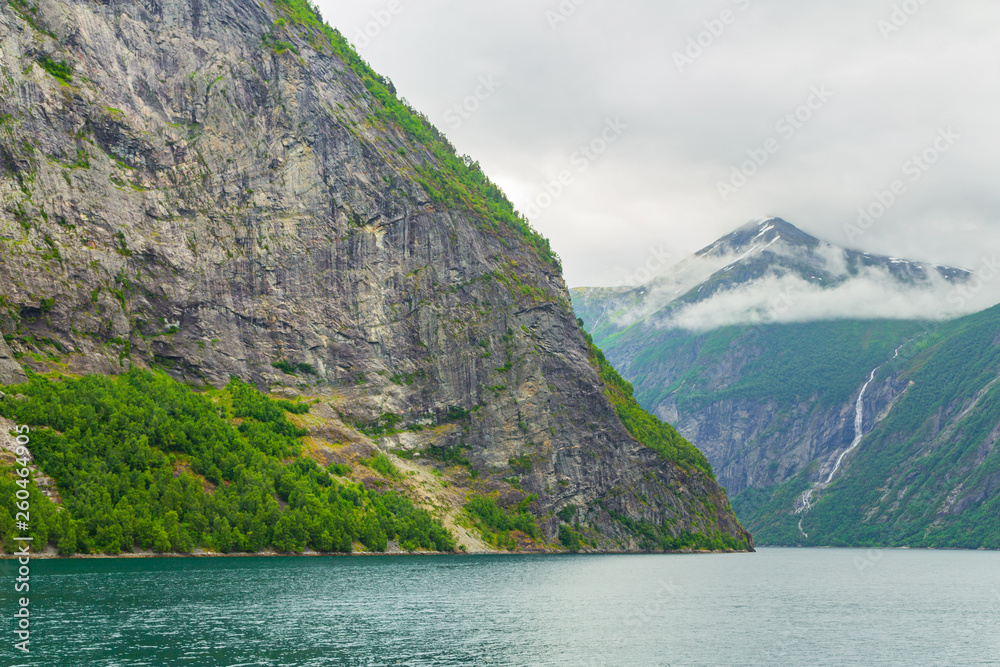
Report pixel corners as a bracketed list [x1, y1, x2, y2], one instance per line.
[316, 0, 1000, 288]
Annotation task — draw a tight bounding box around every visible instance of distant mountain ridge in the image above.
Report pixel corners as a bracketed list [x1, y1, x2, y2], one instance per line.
[689, 216, 968, 290]
[575, 217, 972, 337]
[572, 219, 1000, 549]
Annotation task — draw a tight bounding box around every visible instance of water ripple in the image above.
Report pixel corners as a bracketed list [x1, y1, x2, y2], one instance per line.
[2, 549, 999, 666]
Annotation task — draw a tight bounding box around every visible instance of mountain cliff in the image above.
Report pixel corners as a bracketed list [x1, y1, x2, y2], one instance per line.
[573, 219, 1000, 548]
[741, 306, 1000, 548]
[0, 0, 750, 552]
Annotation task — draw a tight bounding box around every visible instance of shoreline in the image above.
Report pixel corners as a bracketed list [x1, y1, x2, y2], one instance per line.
[1, 547, 754, 560]
[5, 545, 996, 560]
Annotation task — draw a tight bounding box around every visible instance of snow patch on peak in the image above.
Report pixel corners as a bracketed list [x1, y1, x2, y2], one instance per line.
[754, 224, 775, 240]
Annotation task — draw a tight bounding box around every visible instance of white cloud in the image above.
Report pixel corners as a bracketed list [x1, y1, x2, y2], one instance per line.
[315, 0, 1000, 288]
[599, 223, 1000, 331]
[658, 265, 1000, 332]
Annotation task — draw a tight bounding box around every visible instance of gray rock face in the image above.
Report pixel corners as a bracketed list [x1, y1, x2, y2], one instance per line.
[581, 318, 913, 498]
[660, 376, 907, 496]
[0, 0, 749, 548]
[0, 336, 25, 385]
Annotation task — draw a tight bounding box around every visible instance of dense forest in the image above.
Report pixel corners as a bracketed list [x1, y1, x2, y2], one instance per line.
[0, 370, 455, 555]
[667, 320, 926, 410]
[592, 319, 926, 414]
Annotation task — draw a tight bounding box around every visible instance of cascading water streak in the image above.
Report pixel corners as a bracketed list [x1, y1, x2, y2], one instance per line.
[795, 367, 876, 518]
[795, 344, 906, 537]
[823, 367, 877, 486]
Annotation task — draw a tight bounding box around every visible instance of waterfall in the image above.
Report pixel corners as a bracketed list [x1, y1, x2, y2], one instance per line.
[794, 344, 906, 537]
[824, 367, 877, 485]
[793, 369, 873, 522]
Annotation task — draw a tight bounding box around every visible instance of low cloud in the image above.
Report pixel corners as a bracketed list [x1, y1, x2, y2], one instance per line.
[604, 228, 1000, 332]
[658, 265, 1000, 332]
[612, 253, 733, 327]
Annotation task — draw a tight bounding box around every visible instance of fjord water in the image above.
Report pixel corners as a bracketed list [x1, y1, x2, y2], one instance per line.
[6, 549, 999, 666]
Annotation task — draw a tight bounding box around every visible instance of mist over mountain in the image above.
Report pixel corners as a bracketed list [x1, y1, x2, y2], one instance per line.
[576, 218, 996, 333]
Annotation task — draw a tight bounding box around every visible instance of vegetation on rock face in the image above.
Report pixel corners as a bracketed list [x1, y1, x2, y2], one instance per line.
[733, 306, 1000, 549]
[652, 320, 925, 411]
[271, 360, 317, 376]
[558, 524, 583, 551]
[36, 56, 73, 83]
[602, 501, 752, 552]
[272, 0, 559, 270]
[0, 0, 752, 555]
[580, 321, 714, 478]
[0, 370, 455, 554]
[360, 453, 401, 480]
[464, 494, 539, 550]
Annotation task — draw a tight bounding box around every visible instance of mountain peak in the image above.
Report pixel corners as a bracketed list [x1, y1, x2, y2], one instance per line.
[571, 217, 978, 334]
[697, 217, 819, 258]
[682, 217, 970, 298]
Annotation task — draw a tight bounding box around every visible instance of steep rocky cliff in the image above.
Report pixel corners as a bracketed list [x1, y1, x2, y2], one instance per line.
[0, 0, 750, 550]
